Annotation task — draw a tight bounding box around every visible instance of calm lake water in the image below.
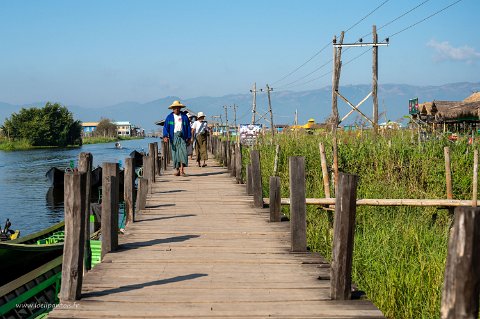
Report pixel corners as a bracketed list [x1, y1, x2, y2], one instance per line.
[0, 138, 160, 236]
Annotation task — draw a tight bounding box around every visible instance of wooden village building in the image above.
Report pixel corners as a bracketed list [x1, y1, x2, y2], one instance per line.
[413, 92, 480, 133]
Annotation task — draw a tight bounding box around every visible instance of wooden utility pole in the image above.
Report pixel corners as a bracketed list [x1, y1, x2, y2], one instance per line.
[223, 105, 229, 139]
[331, 32, 344, 192]
[250, 83, 259, 124]
[331, 32, 344, 131]
[266, 84, 274, 136]
[332, 26, 388, 138]
[372, 25, 379, 134]
[230, 104, 238, 139]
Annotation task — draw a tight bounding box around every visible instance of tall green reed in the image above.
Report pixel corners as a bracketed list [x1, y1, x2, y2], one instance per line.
[247, 130, 474, 319]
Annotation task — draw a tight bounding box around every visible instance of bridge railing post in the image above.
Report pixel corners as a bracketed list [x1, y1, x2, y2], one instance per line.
[235, 143, 243, 184]
[60, 171, 86, 301]
[78, 152, 92, 271]
[136, 178, 149, 213]
[148, 143, 156, 182]
[441, 206, 480, 318]
[154, 142, 159, 176]
[330, 172, 358, 300]
[246, 164, 253, 195]
[101, 162, 119, 259]
[289, 156, 306, 251]
[250, 150, 263, 208]
[124, 157, 135, 225]
[269, 176, 281, 222]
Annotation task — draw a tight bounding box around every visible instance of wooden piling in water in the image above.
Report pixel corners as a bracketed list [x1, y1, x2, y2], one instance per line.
[78, 152, 92, 271]
[101, 162, 119, 259]
[124, 157, 135, 224]
[136, 178, 148, 212]
[148, 143, 156, 182]
[60, 171, 86, 302]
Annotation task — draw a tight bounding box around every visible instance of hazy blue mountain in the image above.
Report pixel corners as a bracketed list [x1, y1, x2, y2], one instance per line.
[1, 82, 479, 132]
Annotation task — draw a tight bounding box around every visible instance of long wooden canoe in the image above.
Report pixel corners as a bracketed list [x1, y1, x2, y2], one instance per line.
[0, 222, 65, 286]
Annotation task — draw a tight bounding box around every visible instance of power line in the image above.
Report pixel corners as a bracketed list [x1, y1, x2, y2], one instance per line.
[278, 47, 373, 91]
[276, 59, 332, 89]
[344, 0, 390, 33]
[388, 0, 464, 39]
[271, 0, 392, 85]
[271, 42, 330, 86]
[275, 0, 463, 92]
[355, 0, 432, 42]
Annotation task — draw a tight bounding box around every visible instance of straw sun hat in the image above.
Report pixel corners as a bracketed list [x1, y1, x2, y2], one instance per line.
[168, 100, 186, 109]
[197, 112, 206, 119]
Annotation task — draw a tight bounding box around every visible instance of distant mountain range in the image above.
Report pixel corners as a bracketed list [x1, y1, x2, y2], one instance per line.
[1, 82, 479, 132]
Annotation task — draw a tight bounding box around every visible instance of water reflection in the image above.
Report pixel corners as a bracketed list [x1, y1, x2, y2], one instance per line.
[46, 187, 64, 211]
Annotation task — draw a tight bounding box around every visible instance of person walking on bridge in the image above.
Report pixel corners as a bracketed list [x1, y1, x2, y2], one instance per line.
[191, 112, 209, 167]
[163, 100, 192, 176]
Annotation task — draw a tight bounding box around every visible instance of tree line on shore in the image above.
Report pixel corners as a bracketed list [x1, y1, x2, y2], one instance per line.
[0, 103, 126, 148]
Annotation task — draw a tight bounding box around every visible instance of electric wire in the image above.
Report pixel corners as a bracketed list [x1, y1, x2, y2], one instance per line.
[271, 0, 391, 86]
[276, 0, 463, 91]
[387, 0, 464, 39]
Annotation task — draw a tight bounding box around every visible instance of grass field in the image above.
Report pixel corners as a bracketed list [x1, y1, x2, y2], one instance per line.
[245, 130, 475, 319]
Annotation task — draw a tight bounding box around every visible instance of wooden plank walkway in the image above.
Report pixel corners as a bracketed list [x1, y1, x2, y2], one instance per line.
[49, 157, 383, 318]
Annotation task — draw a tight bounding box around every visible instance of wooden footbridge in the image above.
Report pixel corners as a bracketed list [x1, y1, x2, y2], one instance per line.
[48, 144, 383, 318]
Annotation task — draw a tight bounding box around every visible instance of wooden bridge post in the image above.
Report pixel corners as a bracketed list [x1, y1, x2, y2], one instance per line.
[251, 150, 263, 208]
[230, 143, 236, 177]
[331, 172, 358, 300]
[223, 140, 228, 167]
[227, 140, 232, 171]
[136, 178, 149, 213]
[60, 171, 86, 301]
[78, 152, 92, 271]
[246, 164, 253, 195]
[269, 176, 281, 222]
[162, 141, 168, 172]
[148, 143, 156, 182]
[153, 142, 159, 176]
[441, 206, 480, 319]
[235, 143, 243, 183]
[289, 156, 306, 251]
[124, 157, 135, 224]
[101, 162, 119, 259]
[143, 155, 153, 194]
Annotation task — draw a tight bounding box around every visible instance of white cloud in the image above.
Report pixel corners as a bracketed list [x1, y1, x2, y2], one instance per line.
[427, 39, 480, 63]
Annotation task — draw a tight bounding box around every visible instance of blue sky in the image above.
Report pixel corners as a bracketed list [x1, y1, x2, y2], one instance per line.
[0, 0, 478, 107]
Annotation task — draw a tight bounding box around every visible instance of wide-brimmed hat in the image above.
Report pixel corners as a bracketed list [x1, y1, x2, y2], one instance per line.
[168, 100, 186, 109]
[197, 112, 206, 119]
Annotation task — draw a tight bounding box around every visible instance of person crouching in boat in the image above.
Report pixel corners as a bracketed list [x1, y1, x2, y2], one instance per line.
[163, 100, 192, 176]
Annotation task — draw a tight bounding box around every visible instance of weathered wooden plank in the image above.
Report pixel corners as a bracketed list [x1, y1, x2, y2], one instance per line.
[49, 156, 382, 318]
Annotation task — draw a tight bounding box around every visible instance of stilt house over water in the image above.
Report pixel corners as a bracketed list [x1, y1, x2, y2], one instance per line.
[414, 92, 480, 133]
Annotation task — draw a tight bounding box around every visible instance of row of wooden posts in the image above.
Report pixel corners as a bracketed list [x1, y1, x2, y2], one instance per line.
[60, 142, 164, 302]
[217, 135, 480, 319]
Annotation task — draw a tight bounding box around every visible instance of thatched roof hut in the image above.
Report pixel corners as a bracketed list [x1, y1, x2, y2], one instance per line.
[417, 93, 480, 123]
